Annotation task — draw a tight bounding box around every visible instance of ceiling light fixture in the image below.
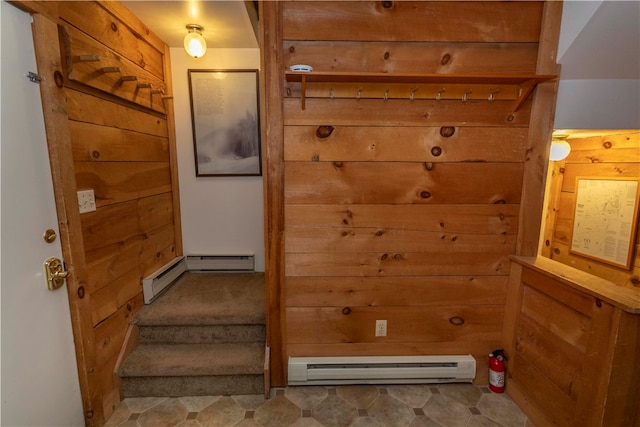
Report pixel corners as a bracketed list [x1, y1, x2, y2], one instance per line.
[549, 134, 571, 161]
[184, 24, 207, 59]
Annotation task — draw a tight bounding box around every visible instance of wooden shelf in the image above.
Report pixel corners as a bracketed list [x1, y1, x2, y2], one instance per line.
[284, 71, 556, 111]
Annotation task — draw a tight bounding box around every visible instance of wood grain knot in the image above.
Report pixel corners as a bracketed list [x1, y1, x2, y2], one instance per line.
[393, 253, 402, 260]
[384, 51, 390, 60]
[381, 253, 389, 261]
[342, 307, 351, 315]
[440, 127, 455, 138]
[630, 276, 640, 287]
[333, 161, 343, 168]
[54, 70, 64, 88]
[110, 22, 118, 32]
[92, 150, 101, 159]
[603, 141, 613, 149]
[77, 286, 85, 299]
[375, 230, 384, 236]
[381, 1, 393, 9]
[431, 146, 442, 157]
[316, 125, 334, 138]
[289, 46, 295, 53]
[441, 54, 451, 65]
[493, 199, 506, 204]
[545, 239, 550, 246]
[595, 299, 602, 308]
[553, 247, 560, 254]
[420, 191, 432, 199]
[449, 316, 465, 326]
[506, 114, 515, 122]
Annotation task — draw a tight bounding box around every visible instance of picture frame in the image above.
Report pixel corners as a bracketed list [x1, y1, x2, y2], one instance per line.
[188, 69, 261, 176]
[569, 177, 640, 270]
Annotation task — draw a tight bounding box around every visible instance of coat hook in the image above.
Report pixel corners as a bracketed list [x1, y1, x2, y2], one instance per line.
[410, 87, 418, 101]
[329, 87, 334, 100]
[436, 88, 446, 101]
[356, 87, 362, 101]
[488, 88, 500, 102]
[462, 89, 472, 103]
[383, 88, 389, 101]
[76, 55, 101, 62]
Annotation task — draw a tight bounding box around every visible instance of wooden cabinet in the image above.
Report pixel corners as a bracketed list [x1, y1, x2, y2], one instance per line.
[505, 257, 640, 427]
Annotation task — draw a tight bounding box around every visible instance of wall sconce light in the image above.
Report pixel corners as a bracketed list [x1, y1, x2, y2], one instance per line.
[184, 24, 207, 58]
[549, 134, 571, 161]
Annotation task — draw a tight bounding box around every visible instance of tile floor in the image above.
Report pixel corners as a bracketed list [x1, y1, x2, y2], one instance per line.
[105, 384, 535, 427]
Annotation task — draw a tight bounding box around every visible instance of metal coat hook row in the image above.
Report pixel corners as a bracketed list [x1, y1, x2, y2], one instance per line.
[436, 88, 446, 101]
[462, 89, 472, 103]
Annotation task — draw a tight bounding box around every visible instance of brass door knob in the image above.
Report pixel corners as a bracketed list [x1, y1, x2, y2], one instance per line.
[44, 257, 69, 290]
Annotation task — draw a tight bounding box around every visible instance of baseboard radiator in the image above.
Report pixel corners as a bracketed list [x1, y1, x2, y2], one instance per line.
[142, 254, 255, 304]
[288, 355, 476, 386]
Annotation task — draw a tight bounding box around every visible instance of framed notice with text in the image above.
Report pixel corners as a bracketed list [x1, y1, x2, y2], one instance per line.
[570, 178, 640, 269]
[188, 69, 261, 176]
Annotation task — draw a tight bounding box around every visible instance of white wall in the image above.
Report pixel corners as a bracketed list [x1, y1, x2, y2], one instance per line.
[170, 48, 265, 271]
[555, 1, 640, 129]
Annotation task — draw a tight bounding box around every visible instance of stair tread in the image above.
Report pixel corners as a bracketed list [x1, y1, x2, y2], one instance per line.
[135, 272, 265, 326]
[120, 342, 265, 377]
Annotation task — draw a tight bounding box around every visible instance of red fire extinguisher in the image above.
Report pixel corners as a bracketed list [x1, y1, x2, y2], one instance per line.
[489, 349, 507, 393]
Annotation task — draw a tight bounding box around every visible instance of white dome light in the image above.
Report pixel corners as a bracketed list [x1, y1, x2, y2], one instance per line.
[549, 135, 571, 161]
[184, 24, 207, 59]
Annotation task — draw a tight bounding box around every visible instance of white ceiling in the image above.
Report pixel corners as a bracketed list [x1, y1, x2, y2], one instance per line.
[122, 1, 258, 49]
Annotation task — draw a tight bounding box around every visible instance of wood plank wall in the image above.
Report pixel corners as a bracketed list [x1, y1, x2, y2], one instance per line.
[12, 1, 181, 425]
[262, 1, 561, 386]
[542, 131, 640, 289]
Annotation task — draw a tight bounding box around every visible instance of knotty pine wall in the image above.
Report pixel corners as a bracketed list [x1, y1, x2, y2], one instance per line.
[13, 1, 181, 425]
[261, 1, 562, 385]
[542, 131, 640, 289]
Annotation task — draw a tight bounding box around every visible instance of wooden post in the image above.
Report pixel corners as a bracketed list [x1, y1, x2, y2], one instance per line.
[260, 1, 286, 386]
[516, 0, 563, 256]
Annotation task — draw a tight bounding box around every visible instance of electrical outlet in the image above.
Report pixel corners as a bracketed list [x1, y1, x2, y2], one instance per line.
[375, 320, 387, 337]
[77, 189, 96, 214]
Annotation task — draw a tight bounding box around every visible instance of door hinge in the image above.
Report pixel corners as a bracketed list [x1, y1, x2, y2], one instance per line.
[26, 71, 42, 83]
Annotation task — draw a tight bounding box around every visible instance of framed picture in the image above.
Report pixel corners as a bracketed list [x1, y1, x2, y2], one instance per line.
[188, 69, 261, 176]
[570, 177, 640, 270]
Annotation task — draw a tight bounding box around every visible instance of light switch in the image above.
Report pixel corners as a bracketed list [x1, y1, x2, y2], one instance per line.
[77, 189, 96, 213]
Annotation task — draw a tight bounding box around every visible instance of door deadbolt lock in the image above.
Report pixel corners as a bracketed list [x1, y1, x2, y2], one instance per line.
[44, 257, 69, 290]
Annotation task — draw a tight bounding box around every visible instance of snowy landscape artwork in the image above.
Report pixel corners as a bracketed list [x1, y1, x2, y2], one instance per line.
[188, 69, 261, 176]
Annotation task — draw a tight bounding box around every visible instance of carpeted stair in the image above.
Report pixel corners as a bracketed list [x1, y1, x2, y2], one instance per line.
[119, 272, 266, 397]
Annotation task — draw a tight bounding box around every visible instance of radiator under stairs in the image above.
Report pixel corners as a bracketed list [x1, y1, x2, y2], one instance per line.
[118, 269, 266, 397]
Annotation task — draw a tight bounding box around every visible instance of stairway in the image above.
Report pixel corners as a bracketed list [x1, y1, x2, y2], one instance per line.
[119, 272, 266, 397]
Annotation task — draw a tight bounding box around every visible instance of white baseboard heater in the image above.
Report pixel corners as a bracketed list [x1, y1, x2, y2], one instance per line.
[288, 355, 476, 386]
[142, 254, 255, 304]
[186, 254, 254, 272]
